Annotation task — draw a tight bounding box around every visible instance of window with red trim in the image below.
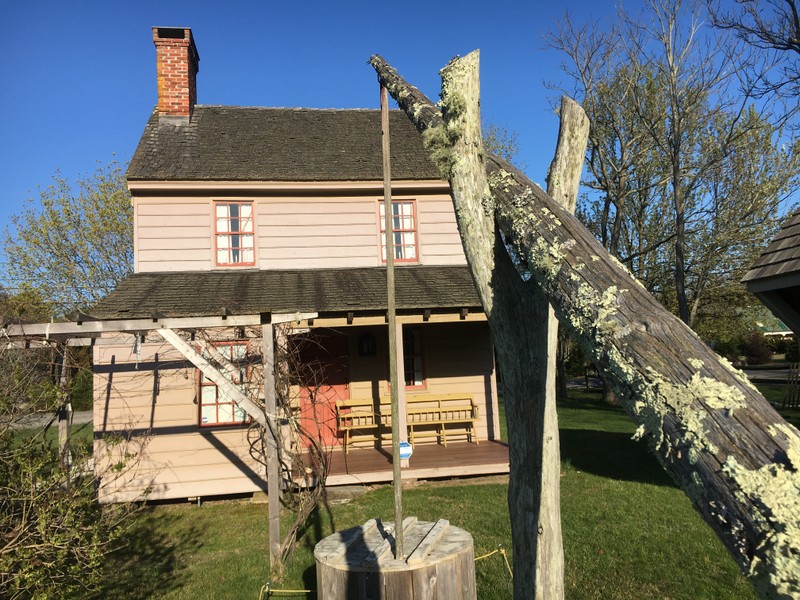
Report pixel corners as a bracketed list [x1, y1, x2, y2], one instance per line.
[403, 328, 425, 388]
[199, 342, 250, 426]
[215, 202, 255, 266]
[379, 200, 418, 262]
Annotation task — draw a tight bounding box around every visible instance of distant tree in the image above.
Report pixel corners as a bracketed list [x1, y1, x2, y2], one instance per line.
[0, 286, 53, 323]
[3, 161, 132, 316]
[483, 122, 522, 166]
[708, 0, 800, 111]
[550, 0, 799, 331]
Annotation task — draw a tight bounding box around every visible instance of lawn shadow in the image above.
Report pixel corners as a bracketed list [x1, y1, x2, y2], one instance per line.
[559, 428, 674, 487]
[298, 503, 333, 600]
[99, 507, 203, 599]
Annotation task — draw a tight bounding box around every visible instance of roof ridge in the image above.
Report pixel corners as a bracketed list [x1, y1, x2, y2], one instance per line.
[195, 105, 387, 112]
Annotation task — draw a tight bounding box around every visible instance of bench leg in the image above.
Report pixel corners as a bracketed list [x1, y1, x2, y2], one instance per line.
[441, 424, 447, 448]
[344, 429, 350, 454]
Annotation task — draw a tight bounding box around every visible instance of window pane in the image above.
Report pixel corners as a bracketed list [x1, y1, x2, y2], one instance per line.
[201, 404, 216, 425]
[240, 204, 253, 218]
[216, 205, 230, 218]
[234, 405, 247, 421]
[217, 217, 229, 233]
[218, 403, 234, 423]
[231, 344, 247, 361]
[201, 385, 217, 403]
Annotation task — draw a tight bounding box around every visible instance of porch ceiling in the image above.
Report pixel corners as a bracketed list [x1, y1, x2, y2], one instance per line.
[90, 265, 482, 319]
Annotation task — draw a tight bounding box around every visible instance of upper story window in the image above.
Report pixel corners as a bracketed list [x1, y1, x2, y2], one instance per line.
[215, 202, 255, 266]
[379, 200, 418, 263]
[199, 342, 250, 427]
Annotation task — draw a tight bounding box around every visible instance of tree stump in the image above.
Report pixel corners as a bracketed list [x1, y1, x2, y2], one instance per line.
[314, 517, 476, 599]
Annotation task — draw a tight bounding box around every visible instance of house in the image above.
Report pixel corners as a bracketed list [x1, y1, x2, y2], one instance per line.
[86, 27, 507, 503]
[743, 208, 800, 336]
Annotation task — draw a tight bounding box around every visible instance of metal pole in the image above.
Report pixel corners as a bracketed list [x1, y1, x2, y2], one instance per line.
[381, 83, 404, 560]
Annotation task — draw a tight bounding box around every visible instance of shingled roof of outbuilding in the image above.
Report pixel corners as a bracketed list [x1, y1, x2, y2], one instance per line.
[742, 208, 800, 286]
[90, 266, 481, 319]
[127, 106, 441, 182]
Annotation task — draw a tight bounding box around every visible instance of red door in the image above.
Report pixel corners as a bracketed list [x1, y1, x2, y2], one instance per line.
[294, 331, 349, 449]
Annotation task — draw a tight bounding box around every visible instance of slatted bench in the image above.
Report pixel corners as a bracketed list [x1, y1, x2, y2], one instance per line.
[336, 394, 479, 453]
[336, 398, 386, 454]
[406, 394, 479, 448]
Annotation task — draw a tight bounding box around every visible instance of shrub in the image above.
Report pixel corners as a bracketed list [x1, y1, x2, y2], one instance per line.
[742, 331, 773, 365]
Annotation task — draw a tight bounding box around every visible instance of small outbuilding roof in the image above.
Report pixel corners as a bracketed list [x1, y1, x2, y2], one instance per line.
[90, 266, 481, 319]
[743, 208, 800, 335]
[742, 208, 800, 287]
[127, 106, 441, 182]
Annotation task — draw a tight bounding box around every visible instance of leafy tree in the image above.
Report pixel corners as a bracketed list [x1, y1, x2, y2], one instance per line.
[3, 161, 132, 316]
[550, 0, 799, 336]
[0, 324, 136, 598]
[483, 122, 522, 166]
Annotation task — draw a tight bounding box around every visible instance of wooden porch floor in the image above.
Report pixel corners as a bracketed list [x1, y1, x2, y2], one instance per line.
[302, 440, 510, 487]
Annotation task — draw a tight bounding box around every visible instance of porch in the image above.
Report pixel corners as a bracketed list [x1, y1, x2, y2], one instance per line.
[302, 439, 510, 487]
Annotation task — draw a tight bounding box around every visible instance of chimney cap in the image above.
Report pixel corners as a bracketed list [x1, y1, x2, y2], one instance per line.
[152, 27, 199, 64]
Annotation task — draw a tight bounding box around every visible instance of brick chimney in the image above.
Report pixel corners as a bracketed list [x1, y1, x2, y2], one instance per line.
[152, 27, 199, 122]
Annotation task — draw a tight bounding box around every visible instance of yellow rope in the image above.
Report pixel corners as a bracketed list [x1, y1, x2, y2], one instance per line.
[259, 583, 314, 598]
[474, 544, 513, 579]
[259, 541, 515, 597]
[475, 548, 500, 561]
[499, 545, 514, 579]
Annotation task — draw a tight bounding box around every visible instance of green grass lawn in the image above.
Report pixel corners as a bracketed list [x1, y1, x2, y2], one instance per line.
[101, 389, 762, 600]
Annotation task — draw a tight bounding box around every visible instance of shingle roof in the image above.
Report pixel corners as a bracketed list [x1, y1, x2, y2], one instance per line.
[90, 266, 481, 319]
[742, 209, 800, 285]
[127, 106, 441, 182]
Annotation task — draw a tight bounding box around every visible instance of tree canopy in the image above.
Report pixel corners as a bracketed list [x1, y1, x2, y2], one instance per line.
[3, 161, 132, 317]
[549, 0, 800, 346]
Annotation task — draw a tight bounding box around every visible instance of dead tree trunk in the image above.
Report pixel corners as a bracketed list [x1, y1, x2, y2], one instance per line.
[538, 95, 589, 599]
[370, 53, 800, 600]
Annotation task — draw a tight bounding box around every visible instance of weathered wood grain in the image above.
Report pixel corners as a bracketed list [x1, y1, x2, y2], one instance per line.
[369, 52, 800, 600]
[314, 519, 476, 599]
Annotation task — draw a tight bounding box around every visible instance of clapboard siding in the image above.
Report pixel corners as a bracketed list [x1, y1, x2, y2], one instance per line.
[133, 191, 466, 273]
[94, 339, 266, 503]
[94, 321, 497, 502]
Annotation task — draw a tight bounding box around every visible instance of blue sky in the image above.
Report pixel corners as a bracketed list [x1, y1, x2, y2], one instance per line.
[0, 0, 629, 248]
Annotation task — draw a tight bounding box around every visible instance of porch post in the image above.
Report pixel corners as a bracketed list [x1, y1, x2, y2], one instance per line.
[57, 346, 73, 471]
[262, 323, 281, 569]
[394, 322, 409, 450]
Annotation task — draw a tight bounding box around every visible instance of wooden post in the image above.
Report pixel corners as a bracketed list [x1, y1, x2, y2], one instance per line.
[381, 82, 404, 560]
[394, 321, 409, 466]
[57, 346, 73, 471]
[262, 323, 281, 569]
[536, 96, 590, 599]
[370, 53, 800, 599]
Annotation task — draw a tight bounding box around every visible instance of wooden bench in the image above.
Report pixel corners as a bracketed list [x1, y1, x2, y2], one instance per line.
[335, 398, 390, 454]
[336, 394, 479, 453]
[406, 394, 479, 448]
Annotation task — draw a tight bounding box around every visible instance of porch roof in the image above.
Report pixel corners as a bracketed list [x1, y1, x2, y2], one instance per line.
[90, 265, 482, 319]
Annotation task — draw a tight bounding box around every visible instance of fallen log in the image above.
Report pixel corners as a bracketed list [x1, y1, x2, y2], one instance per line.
[370, 53, 800, 600]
